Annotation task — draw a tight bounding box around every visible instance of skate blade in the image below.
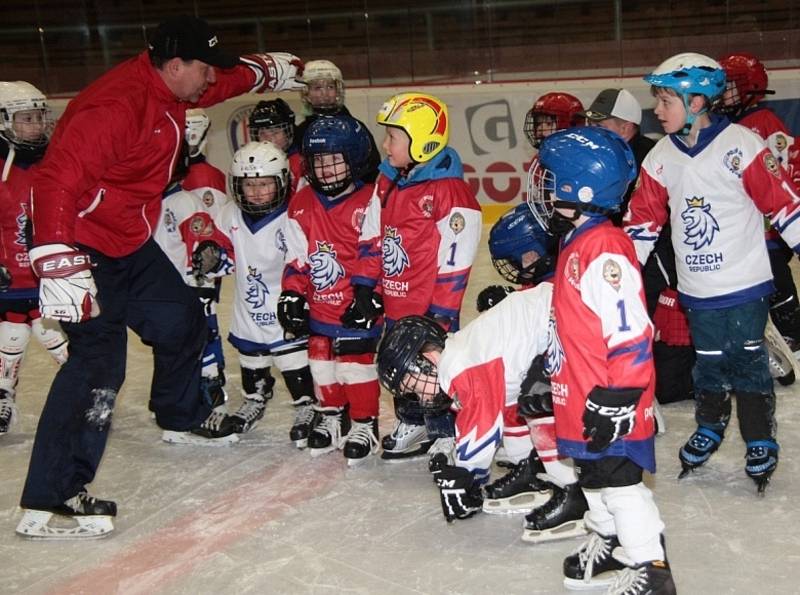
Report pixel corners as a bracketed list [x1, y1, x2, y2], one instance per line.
[677, 467, 694, 480]
[346, 453, 377, 467]
[521, 519, 587, 544]
[482, 490, 551, 515]
[563, 573, 619, 591]
[309, 445, 336, 458]
[293, 438, 309, 449]
[161, 430, 239, 446]
[16, 510, 114, 540]
[380, 445, 433, 463]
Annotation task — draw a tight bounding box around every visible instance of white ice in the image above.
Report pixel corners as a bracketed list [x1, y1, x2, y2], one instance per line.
[2, 227, 799, 594]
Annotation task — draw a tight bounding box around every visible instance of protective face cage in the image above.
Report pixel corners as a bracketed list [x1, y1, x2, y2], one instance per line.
[526, 160, 558, 232]
[391, 352, 451, 412]
[306, 152, 353, 197]
[490, 256, 541, 285]
[302, 78, 345, 114]
[230, 175, 288, 216]
[523, 111, 557, 148]
[1, 107, 52, 151]
[250, 121, 295, 151]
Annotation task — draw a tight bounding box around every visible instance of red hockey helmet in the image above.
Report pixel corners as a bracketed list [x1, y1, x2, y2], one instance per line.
[718, 52, 770, 115]
[524, 92, 585, 148]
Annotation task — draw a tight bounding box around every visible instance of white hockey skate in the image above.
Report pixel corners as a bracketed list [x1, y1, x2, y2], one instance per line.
[16, 492, 116, 540]
[765, 317, 798, 386]
[380, 420, 432, 462]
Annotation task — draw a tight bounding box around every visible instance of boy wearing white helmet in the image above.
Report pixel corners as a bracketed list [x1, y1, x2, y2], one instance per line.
[624, 52, 800, 494]
[0, 81, 68, 435]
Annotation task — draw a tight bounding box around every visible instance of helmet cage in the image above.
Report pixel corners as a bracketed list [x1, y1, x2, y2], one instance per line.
[248, 100, 296, 149]
[523, 111, 558, 148]
[230, 174, 288, 216]
[307, 152, 353, 196]
[526, 161, 559, 232]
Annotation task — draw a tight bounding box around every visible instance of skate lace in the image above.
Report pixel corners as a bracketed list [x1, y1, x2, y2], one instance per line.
[0, 396, 14, 423]
[293, 404, 316, 427]
[64, 491, 96, 515]
[201, 409, 228, 432]
[392, 420, 424, 440]
[346, 420, 379, 449]
[233, 398, 266, 423]
[316, 412, 343, 445]
[607, 565, 648, 594]
[493, 459, 526, 488]
[538, 485, 567, 520]
[571, 533, 612, 578]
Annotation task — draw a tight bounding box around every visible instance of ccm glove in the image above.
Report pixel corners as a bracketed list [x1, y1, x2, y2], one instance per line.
[341, 284, 383, 330]
[517, 354, 553, 417]
[240, 53, 305, 92]
[0, 264, 11, 291]
[191, 240, 222, 282]
[30, 244, 100, 323]
[582, 386, 642, 453]
[476, 284, 515, 313]
[277, 290, 310, 338]
[431, 464, 483, 522]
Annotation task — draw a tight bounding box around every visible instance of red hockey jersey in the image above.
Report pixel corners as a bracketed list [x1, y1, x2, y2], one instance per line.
[0, 155, 38, 296]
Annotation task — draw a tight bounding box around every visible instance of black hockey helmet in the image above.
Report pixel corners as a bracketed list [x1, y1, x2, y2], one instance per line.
[377, 315, 451, 412]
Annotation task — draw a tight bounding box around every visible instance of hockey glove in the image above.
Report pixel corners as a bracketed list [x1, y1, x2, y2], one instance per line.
[517, 354, 553, 417]
[476, 285, 515, 313]
[240, 53, 305, 93]
[582, 386, 642, 453]
[431, 464, 483, 522]
[341, 284, 383, 330]
[277, 290, 310, 338]
[0, 264, 11, 291]
[30, 244, 100, 323]
[191, 240, 222, 282]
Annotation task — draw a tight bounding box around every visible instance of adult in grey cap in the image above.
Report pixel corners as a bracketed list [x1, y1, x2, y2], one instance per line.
[16, 15, 304, 539]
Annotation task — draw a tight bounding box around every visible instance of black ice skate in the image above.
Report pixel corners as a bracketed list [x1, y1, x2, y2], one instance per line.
[606, 559, 676, 595]
[521, 482, 588, 543]
[16, 491, 117, 540]
[482, 451, 551, 514]
[563, 532, 625, 591]
[0, 389, 16, 434]
[343, 417, 379, 466]
[380, 420, 432, 461]
[290, 397, 318, 448]
[162, 409, 239, 446]
[308, 406, 350, 457]
[745, 440, 779, 495]
[228, 393, 269, 434]
[678, 426, 722, 479]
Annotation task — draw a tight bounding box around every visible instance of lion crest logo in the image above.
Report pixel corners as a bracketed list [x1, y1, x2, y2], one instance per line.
[382, 226, 410, 277]
[681, 197, 719, 250]
[309, 241, 345, 291]
[245, 266, 269, 309]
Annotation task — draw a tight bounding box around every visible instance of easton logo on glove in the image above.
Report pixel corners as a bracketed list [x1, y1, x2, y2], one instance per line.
[33, 252, 93, 277]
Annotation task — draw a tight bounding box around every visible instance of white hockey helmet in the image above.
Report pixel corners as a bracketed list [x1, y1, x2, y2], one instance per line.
[185, 108, 211, 158]
[300, 59, 345, 114]
[0, 81, 51, 152]
[229, 141, 290, 216]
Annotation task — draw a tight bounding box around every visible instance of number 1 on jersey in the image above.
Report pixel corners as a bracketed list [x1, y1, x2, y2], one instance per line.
[616, 299, 631, 332]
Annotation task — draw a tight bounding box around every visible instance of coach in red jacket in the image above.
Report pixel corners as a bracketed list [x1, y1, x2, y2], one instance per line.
[17, 16, 304, 537]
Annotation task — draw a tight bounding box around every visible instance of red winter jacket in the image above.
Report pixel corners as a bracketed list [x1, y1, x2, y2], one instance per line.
[32, 51, 254, 257]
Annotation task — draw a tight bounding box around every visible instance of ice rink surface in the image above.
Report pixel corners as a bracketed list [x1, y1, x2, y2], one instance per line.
[2, 227, 799, 594]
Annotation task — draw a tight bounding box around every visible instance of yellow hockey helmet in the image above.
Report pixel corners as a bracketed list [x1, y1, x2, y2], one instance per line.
[376, 92, 449, 163]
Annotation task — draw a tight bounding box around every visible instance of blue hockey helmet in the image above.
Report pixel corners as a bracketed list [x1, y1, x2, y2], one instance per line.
[527, 126, 636, 232]
[644, 52, 726, 100]
[302, 114, 371, 196]
[377, 316, 451, 412]
[489, 203, 555, 285]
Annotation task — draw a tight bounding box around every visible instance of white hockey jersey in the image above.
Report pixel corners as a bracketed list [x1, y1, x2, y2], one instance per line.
[625, 118, 800, 309]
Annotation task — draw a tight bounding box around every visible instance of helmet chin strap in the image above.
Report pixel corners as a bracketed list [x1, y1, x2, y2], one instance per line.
[680, 94, 707, 136]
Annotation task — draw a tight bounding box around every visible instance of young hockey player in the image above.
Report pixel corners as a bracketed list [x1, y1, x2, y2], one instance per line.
[191, 141, 317, 445]
[523, 92, 585, 149]
[717, 52, 800, 363]
[529, 126, 675, 593]
[183, 108, 228, 213]
[293, 60, 380, 183]
[625, 53, 800, 494]
[279, 115, 381, 465]
[348, 92, 482, 464]
[248, 98, 305, 194]
[0, 81, 68, 434]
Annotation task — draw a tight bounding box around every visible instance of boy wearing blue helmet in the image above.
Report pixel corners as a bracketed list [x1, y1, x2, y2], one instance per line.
[530, 126, 674, 594]
[625, 52, 800, 494]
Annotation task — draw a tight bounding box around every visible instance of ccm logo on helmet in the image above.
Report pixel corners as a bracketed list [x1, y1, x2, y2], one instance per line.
[564, 132, 599, 150]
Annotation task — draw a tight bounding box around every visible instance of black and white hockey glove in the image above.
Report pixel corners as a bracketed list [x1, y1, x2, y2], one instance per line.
[240, 53, 305, 92]
[341, 284, 383, 330]
[476, 284, 515, 313]
[191, 240, 222, 282]
[30, 244, 100, 323]
[431, 464, 483, 522]
[0, 264, 11, 291]
[517, 354, 553, 417]
[277, 290, 310, 338]
[582, 386, 642, 453]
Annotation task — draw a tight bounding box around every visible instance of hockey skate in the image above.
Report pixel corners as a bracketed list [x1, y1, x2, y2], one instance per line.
[227, 393, 269, 434]
[161, 409, 239, 446]
[482, 452, 551, 514]
[765, 317, 798, 386]
[16, 491, 117, 540]
[308, 406, 349, 457]
[343, 417, 379, 466]
[427, 436, 456, 473]
[380, 420, 432, 461]
[745, 440, 779, 495]
[521, 482, 588, 543]
[289, 397, 319, 448]
[605, 559, 676, 595]
[678, 426, 722, 479]
[0, 390, 17, 434]
[562, 532, 625, 591]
